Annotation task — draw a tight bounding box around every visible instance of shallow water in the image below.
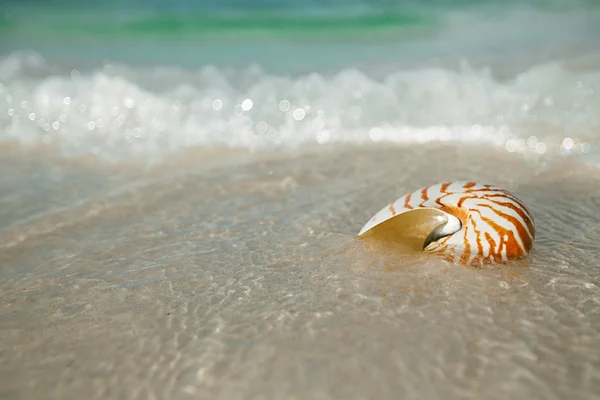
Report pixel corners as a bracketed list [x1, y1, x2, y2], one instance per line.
[1, 145, 600, 399]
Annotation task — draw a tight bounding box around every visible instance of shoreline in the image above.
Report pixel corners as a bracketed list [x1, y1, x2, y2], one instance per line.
[2, 141, 600, 399]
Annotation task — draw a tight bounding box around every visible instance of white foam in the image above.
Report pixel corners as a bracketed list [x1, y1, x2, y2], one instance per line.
[0, 51, 599, 165]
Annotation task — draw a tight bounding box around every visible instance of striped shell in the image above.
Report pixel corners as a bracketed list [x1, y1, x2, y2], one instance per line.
[358, 181, 535, 266]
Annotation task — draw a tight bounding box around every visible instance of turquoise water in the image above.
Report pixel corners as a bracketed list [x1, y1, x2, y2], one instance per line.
[1, 0, 598, 42]
[1, 9, 432, 41]
[2, 0, 600, 71]
[1, 0, 430, 42]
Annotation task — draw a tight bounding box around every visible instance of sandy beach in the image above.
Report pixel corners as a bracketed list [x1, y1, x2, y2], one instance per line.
[1, 143, 600, 399]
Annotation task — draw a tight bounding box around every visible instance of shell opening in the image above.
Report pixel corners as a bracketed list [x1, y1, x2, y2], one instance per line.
[422, 214, 462, 250]
[358, 208, 454, 253]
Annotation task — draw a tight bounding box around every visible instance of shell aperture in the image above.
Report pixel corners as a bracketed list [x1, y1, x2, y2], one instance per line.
[422, 213, 462, 250]
[357, 181, 535, 266]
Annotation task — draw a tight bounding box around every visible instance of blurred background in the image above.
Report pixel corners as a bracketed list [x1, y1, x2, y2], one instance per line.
[1, 0, 599, 164]
[2, 0, 600, 72]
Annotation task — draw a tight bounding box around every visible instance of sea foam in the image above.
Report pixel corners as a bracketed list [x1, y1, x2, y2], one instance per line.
[0, 51, 598, 165]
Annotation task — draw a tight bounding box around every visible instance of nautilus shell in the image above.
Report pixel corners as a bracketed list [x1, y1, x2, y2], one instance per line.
[358, 181, 535, 266]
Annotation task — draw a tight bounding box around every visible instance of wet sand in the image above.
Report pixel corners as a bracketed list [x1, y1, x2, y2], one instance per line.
[1, 144, 600, 399]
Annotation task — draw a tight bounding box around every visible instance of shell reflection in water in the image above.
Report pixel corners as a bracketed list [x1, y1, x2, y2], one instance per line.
[357, 181, 535, 266]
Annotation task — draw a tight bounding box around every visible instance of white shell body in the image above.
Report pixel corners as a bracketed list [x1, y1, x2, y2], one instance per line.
[358, 181, 535, 266]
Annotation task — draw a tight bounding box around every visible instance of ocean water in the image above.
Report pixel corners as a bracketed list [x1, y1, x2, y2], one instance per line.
[1, 1, 600, 399]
